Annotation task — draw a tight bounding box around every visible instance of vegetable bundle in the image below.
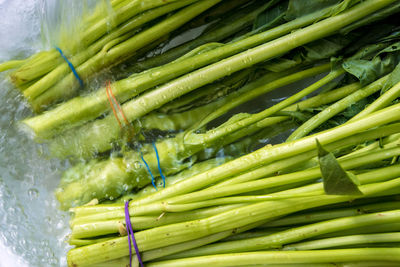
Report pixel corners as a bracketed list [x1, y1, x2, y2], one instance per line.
[2, 0, 400, 266]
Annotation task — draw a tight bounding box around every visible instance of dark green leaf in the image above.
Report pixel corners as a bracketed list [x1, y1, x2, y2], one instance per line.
[316, 139, 363, 195]
[303, 35, 353, 61]
[342, 41, 400, 86]
[253, 0, 288, 30]
[285, 0, 360, 21]
[285, 0, 340, 21]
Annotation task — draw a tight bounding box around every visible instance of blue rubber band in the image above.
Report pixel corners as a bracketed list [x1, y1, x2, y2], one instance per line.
[55, 46, 84, 87]
[140, 152, 157, 190]
[152, 142, 166, 188]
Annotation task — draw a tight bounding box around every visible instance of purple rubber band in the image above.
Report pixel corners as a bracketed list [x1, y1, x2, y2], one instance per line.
[125, 201, 144, 267]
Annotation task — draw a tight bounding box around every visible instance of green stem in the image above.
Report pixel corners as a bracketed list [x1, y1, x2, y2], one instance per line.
[147, 249, 400, 267]
[287, 74, 388, 141]
[350, 81, 400, 121]
[285, 233, 400, 250]
[0, 59, 27, 72]
[320, 222, 400, 239]
[79, 0, 185, 50]
[263, 201, 400, 228]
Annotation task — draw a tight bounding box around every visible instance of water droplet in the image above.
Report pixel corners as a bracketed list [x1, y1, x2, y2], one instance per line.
[27, 188, 39, 199]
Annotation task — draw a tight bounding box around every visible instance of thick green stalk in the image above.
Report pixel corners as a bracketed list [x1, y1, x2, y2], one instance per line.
[0, 59, 27, 72]
[78, 0, 185, 49]
[91, 262, 399, 267]
[320, 223, 400, 239]
[69, 236, 114, 247]
[340, 1, 400, 35]
[285, 233, 400, 250]
[71, 203, 241, 227]
[22, 0, 385, 138]
[167, 210, 400, 259]
[148, 249, 400, 267]
[22, 0, 198, 101]
[286, 74, 389, 141]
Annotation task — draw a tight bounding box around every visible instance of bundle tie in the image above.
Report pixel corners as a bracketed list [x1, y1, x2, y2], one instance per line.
[105, 80, 131, 129]
[105, 81, 166, 190]
[55, 46, 84, 87]
[152, 142, 166, 188]
[125, 201, 144, 267]
[140, 152, 157, 190]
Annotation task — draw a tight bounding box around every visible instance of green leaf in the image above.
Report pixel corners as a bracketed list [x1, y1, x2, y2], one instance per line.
[285, 0, 339, 21]
[342, 41, 400, 86]
[316, 139, 363, 195]
[253, 0, 288, 30]
[303, 35, 353, 61]
[285, 0, 360, 21]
